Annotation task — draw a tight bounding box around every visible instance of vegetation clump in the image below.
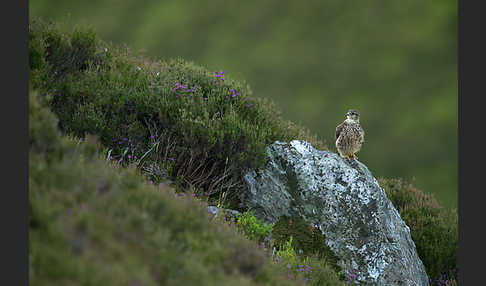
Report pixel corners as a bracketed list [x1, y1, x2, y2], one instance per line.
[29, 17, 326, 204]
[235, 210, 274, 243]
[379, 178, 458, 283]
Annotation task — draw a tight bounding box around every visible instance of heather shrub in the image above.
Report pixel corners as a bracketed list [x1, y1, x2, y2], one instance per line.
[29, 90, 311, 286]
[379, 178, 458, 281]
[29, 17, 326, 205]
[29, 89, 60, 157]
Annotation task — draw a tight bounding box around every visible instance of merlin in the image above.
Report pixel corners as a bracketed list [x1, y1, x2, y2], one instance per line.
[335, 109, 365, 160]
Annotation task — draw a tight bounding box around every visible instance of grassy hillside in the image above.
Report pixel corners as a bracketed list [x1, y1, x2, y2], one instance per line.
[29, 89, 343, 285]
[29, 17, 458, 285]
[29, 0, 457, 209]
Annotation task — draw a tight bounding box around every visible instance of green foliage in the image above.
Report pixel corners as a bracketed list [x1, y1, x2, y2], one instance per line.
[379, 178, 458, 280]
[29, 90, 308, 286]
[275, 236, 298, 265]
[271, 236, 343, 286]
[272, 216, 340, 273]
[29, 17, 326, 202]
[235, 210, 274, 242]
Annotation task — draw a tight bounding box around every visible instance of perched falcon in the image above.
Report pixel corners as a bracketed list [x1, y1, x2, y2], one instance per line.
[335, 109, 365, 160]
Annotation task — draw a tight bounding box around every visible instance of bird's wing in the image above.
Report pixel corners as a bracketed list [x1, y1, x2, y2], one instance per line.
[335, 122, 345, 140]
[359, 126, 365, 144]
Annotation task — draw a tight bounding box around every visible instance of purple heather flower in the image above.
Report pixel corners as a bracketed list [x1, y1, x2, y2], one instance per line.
[150, 135, 155, 139]
[128, 155, 132, 159]
[204, 97, 208, 101]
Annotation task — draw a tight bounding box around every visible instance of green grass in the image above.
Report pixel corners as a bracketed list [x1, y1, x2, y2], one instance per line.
[29, 17, 458, 285]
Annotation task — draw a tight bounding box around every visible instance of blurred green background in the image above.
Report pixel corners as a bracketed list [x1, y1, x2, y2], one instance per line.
[29, 0, 457, 209]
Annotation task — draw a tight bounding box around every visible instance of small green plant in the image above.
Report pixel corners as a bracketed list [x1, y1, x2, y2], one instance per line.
[270, 236, 343, 285]
[275, 236, 298, 265]
[235, 210, 274, 242]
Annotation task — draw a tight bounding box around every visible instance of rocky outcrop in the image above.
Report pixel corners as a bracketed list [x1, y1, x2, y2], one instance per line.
[239, 140, 429, 286]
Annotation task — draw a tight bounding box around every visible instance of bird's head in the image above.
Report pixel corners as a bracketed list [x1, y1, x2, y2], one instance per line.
[345, 109, 360, 122]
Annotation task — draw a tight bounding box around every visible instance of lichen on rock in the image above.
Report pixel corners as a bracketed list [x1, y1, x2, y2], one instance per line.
[239, 140, 429, 285]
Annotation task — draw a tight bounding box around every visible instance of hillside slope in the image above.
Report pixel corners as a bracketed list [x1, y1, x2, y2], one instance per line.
[30, 89, 345, 285]
[29, 17, 458, 285]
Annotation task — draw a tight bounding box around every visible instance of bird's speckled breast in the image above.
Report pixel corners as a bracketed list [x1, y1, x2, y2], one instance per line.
[336, 123, 363, 155]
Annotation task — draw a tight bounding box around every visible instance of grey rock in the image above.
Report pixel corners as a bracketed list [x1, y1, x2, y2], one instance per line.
[239, 140, 429, 286]
[206, 206, 242, 221]
[206, 205, 220, 216]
